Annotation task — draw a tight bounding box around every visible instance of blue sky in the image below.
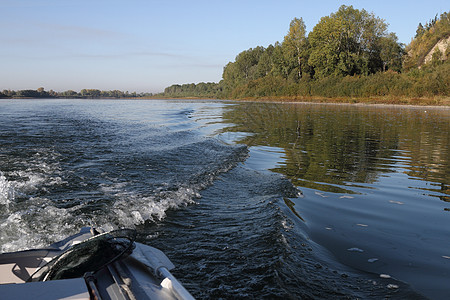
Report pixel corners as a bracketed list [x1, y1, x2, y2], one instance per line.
[1, 0, 448, 93]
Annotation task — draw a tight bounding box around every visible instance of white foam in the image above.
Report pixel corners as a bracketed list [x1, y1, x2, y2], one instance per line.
[100, 182, 127, 193]
[0, 198, 80, 252]
[0, 172, 15, 206]
[0, 149, 212, 252]
[110, 186, 198, 227]
[1, 179, 201, 253]
[387, 284, 399, 289]
[14, 172, 47, 192]
[347, 247, 364, 252]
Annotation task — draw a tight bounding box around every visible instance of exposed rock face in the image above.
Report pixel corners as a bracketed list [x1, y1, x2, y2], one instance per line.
[423, 36, 450, 64]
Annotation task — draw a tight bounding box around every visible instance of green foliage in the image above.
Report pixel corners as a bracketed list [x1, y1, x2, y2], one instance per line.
[61, 90, 78, 97]
[224, 57, 449, 100]
[380, 33, 405, 72]
[80, 89, 101, 98]
[16, 89, 43, 98]
[162, 82, 221, 98]
[415, 23, 426, 38]
[1, 88, 153, 99]
[212, 7, 449, 100]
[222, 46, 268, 92]
[283, 18, 308, 79]
[406, 60, 450, 97]
[308, 5, 392, 78]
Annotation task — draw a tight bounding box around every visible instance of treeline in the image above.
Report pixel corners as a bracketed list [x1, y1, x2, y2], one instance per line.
[0, 88, 153, 99]
[161, 6, 450, 101]
[162, 82, 220, 98]
[404, 12, 450, 70]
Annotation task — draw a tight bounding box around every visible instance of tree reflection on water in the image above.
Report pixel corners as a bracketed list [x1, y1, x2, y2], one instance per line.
[222, 102, 449, 201]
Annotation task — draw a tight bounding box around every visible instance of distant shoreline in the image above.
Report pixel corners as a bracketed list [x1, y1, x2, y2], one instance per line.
[2, 96, 449, 107]
[232, 96, 450, 106]
[148, 95, 450, 107]
[236, 99, 450, 110]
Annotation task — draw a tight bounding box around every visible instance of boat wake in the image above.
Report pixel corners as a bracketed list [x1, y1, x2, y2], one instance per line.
[0, 100, 430, 299]
[0, 134, 248, 253]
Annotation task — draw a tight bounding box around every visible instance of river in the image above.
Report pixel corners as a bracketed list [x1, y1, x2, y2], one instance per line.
[0, 99, 448, 299]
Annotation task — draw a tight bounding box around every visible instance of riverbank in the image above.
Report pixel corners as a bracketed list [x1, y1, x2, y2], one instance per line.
[3, 95, 449, 107]
[233, 95, 450, 106]
[149, 95, 450, 106]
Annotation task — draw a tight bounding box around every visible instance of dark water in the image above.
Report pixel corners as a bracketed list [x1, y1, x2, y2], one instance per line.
[0, 99, 448, 299]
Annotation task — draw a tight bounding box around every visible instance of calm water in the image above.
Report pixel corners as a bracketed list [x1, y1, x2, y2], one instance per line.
[0, 99, 448, 299]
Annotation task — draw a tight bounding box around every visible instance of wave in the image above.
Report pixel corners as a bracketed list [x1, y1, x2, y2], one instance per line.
[150, 163, 423, 299]
[95, 138, 250, 229]
[0, 172, 15, 207]
[0, 136, 249, 252]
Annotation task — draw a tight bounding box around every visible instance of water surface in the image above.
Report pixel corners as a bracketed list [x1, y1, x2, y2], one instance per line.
[0, 99, 448, 299]
[221, 102, 450, 299]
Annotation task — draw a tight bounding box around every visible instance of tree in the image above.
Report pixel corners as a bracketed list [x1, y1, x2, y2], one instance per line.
[256, 44, 275, 78]
[431, 48, 443, 66]
[308, 5, 390, 78]
[270, 42, 291, 79]
[222, 46, 265, 91]
[415, 23, 425, 38]
[235, 47, 265, 81]
[36, 87, 51, 98]
[80, 89, 101, 98]
[380, 33, 405, 72]
[62, 90, 78, 97]
[283, 18, 307, 78]
[17, 89, 39, 98]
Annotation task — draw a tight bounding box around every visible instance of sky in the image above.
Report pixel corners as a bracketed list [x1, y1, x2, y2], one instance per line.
[1, 0, 448, 93]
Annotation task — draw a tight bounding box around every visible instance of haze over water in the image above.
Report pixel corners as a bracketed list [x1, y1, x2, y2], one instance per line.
[0, 99, 448, 299]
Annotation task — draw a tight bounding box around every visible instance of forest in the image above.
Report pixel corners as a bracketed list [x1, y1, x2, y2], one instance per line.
[162, 6, 450, 103]
[0, 88, 153, 99]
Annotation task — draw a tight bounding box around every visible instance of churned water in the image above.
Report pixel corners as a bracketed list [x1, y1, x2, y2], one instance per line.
[0, 99, 448, 299]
